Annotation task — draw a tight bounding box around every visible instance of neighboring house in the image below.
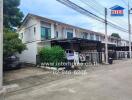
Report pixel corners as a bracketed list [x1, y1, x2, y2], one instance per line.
[17, 13, 130, 64]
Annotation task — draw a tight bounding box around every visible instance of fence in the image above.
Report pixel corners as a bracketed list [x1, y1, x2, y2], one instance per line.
[79, 52, 103, 64]
[37, 52, 103, 69]
[116, 51, 130, 60]
[37, 51, 131, 70]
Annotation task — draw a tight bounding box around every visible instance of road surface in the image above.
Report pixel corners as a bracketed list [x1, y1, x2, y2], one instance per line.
[5, 60, 132, 100]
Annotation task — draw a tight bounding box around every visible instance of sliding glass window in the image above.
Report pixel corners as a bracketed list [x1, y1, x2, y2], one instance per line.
[41, 27, 51, 40]
[90, 34, 94, 40]
[67, 32, 73, 39]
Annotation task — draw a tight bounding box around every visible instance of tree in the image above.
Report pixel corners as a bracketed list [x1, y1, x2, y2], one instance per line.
[3, 0, 26, 59]
[3, 28, 26, 58]
[111, 33, 121, 38]
[3, 0, 24, 29]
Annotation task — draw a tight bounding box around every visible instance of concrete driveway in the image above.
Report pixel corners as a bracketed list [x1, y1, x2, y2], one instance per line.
[5, 60, 132, 100]
[4, 66, 50, 81]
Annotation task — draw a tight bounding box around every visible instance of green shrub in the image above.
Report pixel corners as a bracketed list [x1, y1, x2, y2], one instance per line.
[39, 46, 65, 64]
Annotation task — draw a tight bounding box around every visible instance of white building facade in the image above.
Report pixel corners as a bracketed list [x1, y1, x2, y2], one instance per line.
[17, 14, 129, 64]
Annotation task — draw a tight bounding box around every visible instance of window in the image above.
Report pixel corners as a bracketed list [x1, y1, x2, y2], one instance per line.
[34, 27, 36, 35]
[67, 32, 73, 39]
[41, 27, 51, 40]
[101, 36, 105, 41]
[20, 33, 23, 39]
[90, 34, 94, 40]
[96, 35, 99, 41]
[56, 31, 58, 38]
[82, 33, 87, 39]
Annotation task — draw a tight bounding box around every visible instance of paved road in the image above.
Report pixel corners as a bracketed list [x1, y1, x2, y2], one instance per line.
[5, 60, 132, 100]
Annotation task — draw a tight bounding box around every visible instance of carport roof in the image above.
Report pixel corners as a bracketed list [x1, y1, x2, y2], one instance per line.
[51, 38, 101, 44]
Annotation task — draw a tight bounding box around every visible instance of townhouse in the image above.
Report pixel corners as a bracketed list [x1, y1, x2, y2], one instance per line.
[17, 13, 130, 64]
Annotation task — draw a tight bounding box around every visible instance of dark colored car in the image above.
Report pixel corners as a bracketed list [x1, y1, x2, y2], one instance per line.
[3, 55, 21, 71]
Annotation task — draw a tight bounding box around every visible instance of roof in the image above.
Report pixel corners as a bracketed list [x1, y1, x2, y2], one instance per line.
[19, 13, 129, 42]
[18, 13, 104, 36]
[51, 37, 101, 44]
[110, 5, 125, 10]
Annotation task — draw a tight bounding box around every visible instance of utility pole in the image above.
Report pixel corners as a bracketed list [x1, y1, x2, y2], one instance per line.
[105, 8, 108, 64]
[0, 0, 3, 90]
[128, 0, 132, 58]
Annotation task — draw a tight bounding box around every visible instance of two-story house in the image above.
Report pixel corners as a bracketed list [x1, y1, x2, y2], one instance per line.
[17, 13, 130, 64]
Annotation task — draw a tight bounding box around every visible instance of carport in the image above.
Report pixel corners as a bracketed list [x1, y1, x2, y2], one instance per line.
[51, 38, 102, 52]
[51, 38, 102, 63]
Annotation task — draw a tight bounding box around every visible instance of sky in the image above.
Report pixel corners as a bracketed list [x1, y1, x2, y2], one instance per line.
[19, 0, 132, 40]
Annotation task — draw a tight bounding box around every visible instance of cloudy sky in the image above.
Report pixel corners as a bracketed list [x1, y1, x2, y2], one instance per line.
[20, 0, 132, 40]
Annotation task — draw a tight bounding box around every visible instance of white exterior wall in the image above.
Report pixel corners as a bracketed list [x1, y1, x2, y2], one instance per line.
[62, 27, 66, 39]
[19, 17, 41, 43]
[24, 18, 35, 42]
[87, 33, 90, 40]
[73, 28, 76, 37]
[51, 23, 55, 38]
[18, 28, 24, 42]
[18, 17, 41, 64]
[93, 34, 96, 40]
[17, 42, 37, 64]
[18, 14, 130, 64]
[56, 25, 63, 39]
[75, 29, 81, 38]
[36, 19, 41, 41]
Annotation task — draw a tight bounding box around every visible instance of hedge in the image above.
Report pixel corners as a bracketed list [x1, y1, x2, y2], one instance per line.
[39, 46, 66, 64]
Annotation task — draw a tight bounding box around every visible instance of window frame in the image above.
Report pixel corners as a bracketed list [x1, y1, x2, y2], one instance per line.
[41, 26, 51, 40]
[20, 33, 23, 39]
[96, 35, 100, 41]
[90, 34, 94, 40]
[67, 31, 73, 39]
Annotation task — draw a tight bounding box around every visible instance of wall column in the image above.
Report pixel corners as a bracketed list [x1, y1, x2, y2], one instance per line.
[73, 28, 76, 38]
[37, 20, 41, 41]
[51, 23, 55, 39]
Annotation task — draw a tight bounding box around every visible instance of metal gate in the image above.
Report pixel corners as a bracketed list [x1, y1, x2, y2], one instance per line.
[116, 51, 130, 60]
[79, 52, 103, 64]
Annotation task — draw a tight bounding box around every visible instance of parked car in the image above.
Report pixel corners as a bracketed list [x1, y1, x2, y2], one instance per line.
[3, 55, 21, 71]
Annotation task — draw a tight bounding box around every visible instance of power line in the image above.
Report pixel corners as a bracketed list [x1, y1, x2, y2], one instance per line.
[92, 0, 129, 27]
[120, 0, 128, 6]
[78, 0, 105, 16]
[78, 0, 129, 30]
[56, 0, 128, 33]
[89, 0, 128, 26]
